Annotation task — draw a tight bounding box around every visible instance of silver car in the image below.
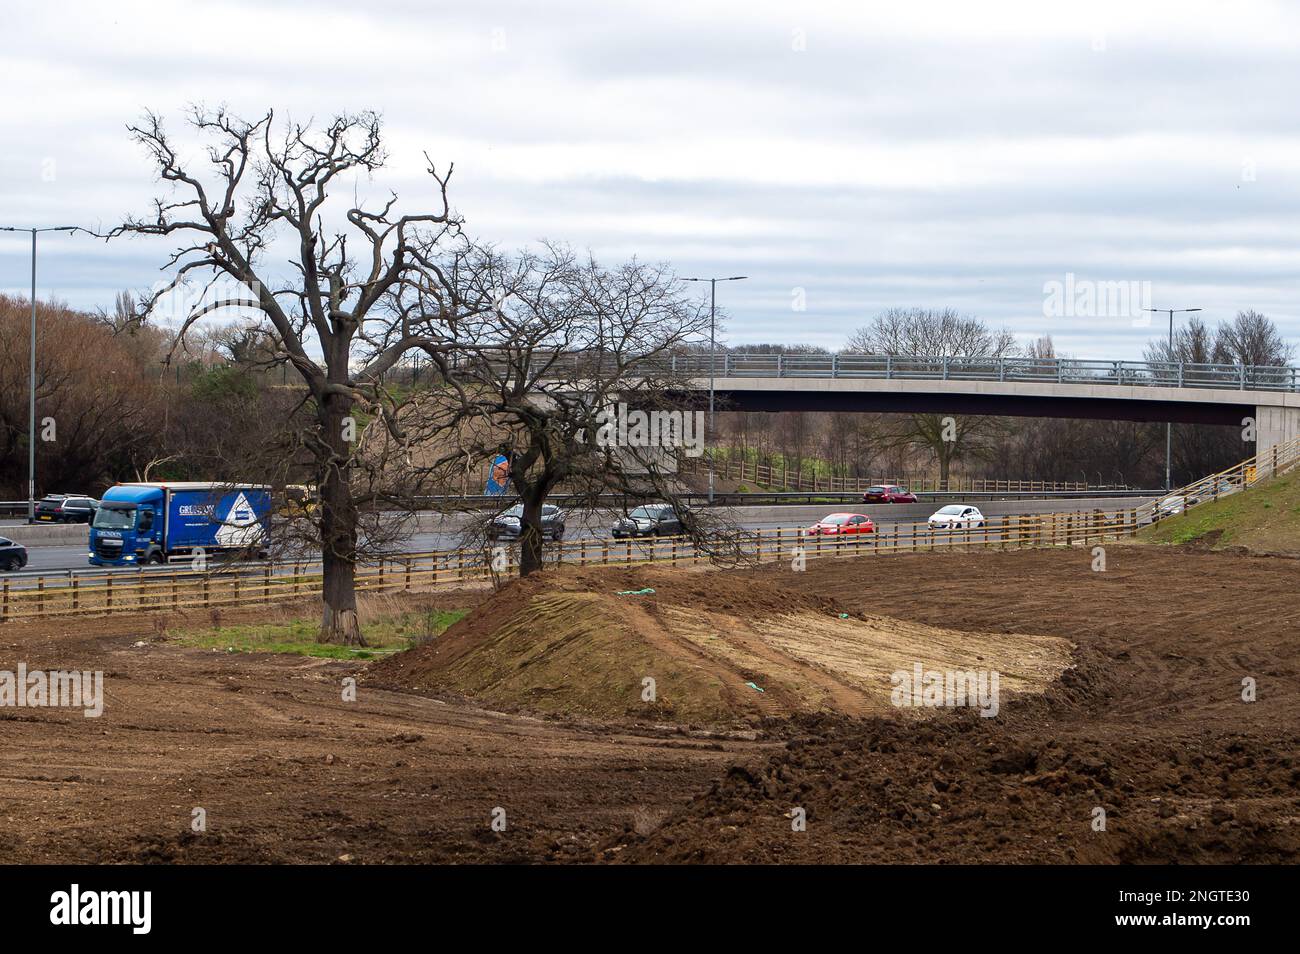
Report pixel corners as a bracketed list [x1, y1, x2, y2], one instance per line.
[488, 504, 566, 541]
[1154, 495, 1198, 518]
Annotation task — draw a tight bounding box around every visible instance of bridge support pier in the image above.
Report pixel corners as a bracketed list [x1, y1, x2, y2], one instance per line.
[1254, 404, 1300, 454]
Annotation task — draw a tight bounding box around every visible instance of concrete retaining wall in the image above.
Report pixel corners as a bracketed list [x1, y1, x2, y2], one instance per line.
[2, 525, 90, 548]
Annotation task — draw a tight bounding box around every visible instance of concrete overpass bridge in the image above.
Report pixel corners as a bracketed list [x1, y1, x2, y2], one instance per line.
[655, 354, 1300, 452]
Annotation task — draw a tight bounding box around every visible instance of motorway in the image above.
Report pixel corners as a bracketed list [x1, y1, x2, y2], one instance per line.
[2, 495, 1154, 579]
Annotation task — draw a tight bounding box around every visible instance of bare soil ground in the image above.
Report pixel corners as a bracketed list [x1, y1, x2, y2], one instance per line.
[1, 545, 1297, 863]
[0, 596, 765, 863]
[616, 546, 1300, 863]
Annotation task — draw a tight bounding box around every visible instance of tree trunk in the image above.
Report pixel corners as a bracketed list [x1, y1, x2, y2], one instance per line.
[321, 544, 364, 645]
[518, 494, 546, 577]
[318, 395, 366, 646]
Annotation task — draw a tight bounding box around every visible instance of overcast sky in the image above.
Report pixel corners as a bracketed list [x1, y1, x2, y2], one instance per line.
[2, 0, 1298, 358]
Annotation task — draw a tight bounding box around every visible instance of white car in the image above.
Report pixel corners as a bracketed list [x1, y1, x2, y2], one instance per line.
[928, 504, 986, 530]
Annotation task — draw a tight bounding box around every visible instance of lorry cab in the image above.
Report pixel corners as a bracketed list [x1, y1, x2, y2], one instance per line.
[90, 485, 165, 565]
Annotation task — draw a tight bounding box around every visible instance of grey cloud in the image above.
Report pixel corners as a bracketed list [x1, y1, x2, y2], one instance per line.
[2, 0, 1298, 359]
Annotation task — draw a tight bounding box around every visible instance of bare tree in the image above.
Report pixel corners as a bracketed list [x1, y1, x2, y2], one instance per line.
[845, 307, 1015, 482]
[1143, 313, 1217, 365]
[1213, 309, 1294, 368]
[0, 295, 162, 497]
[111, 107, 482, 644]
[846, 307, 1016, 358]
[1025, 334, 1057, 360]
[1142, 310, 1291, 479]
[420, 243, 718, 576]
[1145, 310, 1292, 370]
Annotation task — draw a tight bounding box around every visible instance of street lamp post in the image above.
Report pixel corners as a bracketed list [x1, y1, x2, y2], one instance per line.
[1, 226, 82, 521]
[681, 275, 747, 503]
[1143, 306, 1202, 490]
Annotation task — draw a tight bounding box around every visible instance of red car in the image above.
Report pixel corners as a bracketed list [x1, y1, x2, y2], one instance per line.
[861, 484, 917, 504]
[806, 513, 875, 535]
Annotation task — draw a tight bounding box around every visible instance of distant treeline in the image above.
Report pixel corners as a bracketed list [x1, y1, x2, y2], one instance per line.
[0, 298, 1289, 497]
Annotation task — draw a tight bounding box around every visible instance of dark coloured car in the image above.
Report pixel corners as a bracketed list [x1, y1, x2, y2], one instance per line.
[32, 494, 100, 523]
[488, 503, 566, 541]
[612, 504, 687, 538]
[861, 484, 917, 504]
[0, 537, 28, 572]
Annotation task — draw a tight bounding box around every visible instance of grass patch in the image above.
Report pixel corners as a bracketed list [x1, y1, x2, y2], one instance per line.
[1139, 471, 1300, 552]
[173, 607, 468, 659]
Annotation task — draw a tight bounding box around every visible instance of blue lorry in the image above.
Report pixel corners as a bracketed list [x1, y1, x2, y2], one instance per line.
[88, 482, 272, 567]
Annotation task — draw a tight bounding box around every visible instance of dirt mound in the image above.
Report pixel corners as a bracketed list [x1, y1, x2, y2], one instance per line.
[365, 564, 1073, 726]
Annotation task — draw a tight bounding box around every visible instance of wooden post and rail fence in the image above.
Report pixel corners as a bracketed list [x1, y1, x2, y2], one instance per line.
[0, 508, 1139, 623]
[678, 453, 1094, 494]
[4, 433, 1298, 625]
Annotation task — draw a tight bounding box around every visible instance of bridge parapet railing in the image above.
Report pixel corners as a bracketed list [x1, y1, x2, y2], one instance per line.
[238, 350, 1300, 393]
[652, 353, 1299, 392]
